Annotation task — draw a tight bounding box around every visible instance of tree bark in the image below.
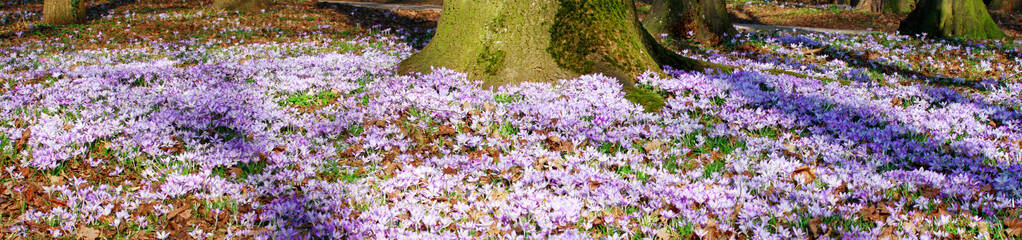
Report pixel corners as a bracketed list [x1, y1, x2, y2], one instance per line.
[42, 0, 85, 25]
[398, 0, 716, 87]
[213, 0, 268, 12]
[898, 0, 1008, 39]
[642, 0, 737, 45]
[855, 0, 915, 13]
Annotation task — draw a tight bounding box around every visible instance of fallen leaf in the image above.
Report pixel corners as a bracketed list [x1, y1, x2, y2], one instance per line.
[1005, 218, 1022, 237]
[643, 140, 663, 153]
[655, 227, 676, 240]
[14, 128, 31, 152]
[75, 226, 101, 240]
[808, 218, 823, 236]
[442, 167, 458, 175]
[272, 145, 287, 153]
[919, 185, 940, 198]
[859, 205, 891, 222]
[437, 125, 457, 136]
[792, 166, 816, 184]
[782, 143, 801, 158]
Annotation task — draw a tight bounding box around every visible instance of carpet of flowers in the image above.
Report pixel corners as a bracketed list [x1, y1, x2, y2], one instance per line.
[2, 6, 1022, 240]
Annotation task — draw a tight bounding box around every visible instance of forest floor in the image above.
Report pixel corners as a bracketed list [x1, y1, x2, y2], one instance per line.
[1, 0, 1022, 239]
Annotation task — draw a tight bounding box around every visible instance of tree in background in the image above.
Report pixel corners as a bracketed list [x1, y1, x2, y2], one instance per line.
[214, 0, 268, 12]
[643, 0, 737, 45]
[898, 0, 1008, 39]
[854, 0, 915, 13]
[42, 0, 85, 25]
[398, 0, 719, 87]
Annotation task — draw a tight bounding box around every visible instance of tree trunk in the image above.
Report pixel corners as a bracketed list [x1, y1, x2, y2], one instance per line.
[987, 0, 1022, 11]
[398, 0, 715, 87]
[855, 0, 915, 13]
[898, 0, 1008, 39]
[42, 0, 85, 25]
[642, 0, 736, 45]
[213, 0, 268, 12]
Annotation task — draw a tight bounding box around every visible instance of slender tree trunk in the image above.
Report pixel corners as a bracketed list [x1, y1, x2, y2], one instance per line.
[642, 0, 736, 45]
[898, 0, 1008, 39]
[855, 0, 915, 13]
[213, 0, 268, 12]
[398, 0, 716, 87]
[42, 0, 85, 25]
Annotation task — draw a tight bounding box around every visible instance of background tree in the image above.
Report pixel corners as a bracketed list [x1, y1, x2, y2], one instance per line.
[854, 0, 915, 13]
[898, 0, 1008, 39]
[213, 0, 268, 12]
[42, 0, 85, 25]
[398, 0, 718, 87]
[643, 0, 737, 45]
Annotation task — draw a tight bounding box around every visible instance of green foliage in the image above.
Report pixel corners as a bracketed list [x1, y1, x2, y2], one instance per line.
[702, 159, 726, 178]
[213, 160, 267, 180]
[493, 93, 523, 103]
[281, 90, 339, 108]
[624, 87, 666, 112]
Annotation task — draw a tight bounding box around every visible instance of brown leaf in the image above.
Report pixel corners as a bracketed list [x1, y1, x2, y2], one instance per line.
[808, 218, 823, 236]
[14, 128, 30, 152]
[643, 140, 663, 153]
[442, 167, 458, 175]
[437, 125, 457, 136]
[75, 226, 101, 240]
[14, 119, 28, 128]
[792, 166, 816, 184]
[655, 227, 677, 240]
[891, 98, 904, 106]
[859, 205, 891, 222]
[1005, 218, 1022, 237]
[272, 145, 287, 153]
[919, 185, 940, 198]
[782, 144, 801, 158]
[167, 205, 192, 222]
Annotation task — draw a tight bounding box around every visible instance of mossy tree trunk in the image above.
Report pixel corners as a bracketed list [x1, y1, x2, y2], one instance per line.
[898, 0, 1008, 39]
[398, 0, 715, 87]
[855, 0, 915, 13]
[642, 0, 737, 45]
[42, 0, 86, 25]
[986, 0, 1022, 11]
[213, 0, 268, 12]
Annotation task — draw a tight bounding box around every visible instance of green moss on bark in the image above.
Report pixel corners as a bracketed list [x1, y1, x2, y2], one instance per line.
[400, 0, 722, 87]
[477, 44, 506, 75]
[898, 0, 1009, 40]
[547, 0, 654, 82]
